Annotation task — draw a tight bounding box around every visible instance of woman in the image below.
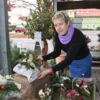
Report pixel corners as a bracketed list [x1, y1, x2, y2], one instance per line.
[38, 11, 92, 79]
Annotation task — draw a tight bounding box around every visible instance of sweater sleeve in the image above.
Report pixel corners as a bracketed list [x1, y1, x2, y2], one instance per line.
[52, 30, 85, 72]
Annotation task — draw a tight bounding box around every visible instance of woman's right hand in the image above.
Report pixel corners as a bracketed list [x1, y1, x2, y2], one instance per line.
[38, 70, 49, 79]
[37, 55, 43, 61]
[38, 68, 53, 79]
[37, 55, 45, 65]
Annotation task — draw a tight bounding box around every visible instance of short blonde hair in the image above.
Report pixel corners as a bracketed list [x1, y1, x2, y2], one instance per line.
[52, 11, 70, 24]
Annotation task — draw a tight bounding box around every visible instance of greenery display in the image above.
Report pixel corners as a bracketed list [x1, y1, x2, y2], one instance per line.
[0, 78, 20, 100]
[10, 46, 25, 68]
[50, 74, 95, 100]
[10, 46, 41, 69]
[63, 77, 94, 100]
[25, 0, 55, 41]
[25, 10, 55, 41]
[2, 82, 20, 92]
[17, 50, 41, 69]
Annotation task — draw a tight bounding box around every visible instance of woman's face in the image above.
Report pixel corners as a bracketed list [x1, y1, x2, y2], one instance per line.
[53, 18, 69, 35]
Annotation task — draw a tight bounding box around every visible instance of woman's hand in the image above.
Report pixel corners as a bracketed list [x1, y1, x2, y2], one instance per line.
[38, 68, 53, 79]
[38, 70, 48, 79]
[37, 55, 46, 66]
[37, 55, 43, 61]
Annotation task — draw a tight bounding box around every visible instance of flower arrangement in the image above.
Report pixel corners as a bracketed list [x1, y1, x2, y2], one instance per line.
[39, 84, 51, 100]
[13, 51, 41, 83]
[0, 75, 21, 100]
[49, 73, 95, 100]
[61, 76, 95, 100]
[17, 51, 41, 70]
[18, 57, 36, 70]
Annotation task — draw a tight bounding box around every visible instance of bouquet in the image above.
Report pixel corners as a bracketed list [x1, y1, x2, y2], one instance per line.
[61, 76, 95, 100]
[0, 75, 21, 100]
[13, 52, 40, 83]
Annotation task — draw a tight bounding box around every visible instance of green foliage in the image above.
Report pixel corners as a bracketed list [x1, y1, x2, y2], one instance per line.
[49, 59, 56, 66]
[50, 74, 60, 85]
[10, 46, 41, 70]
[10, 46, 25, 68]
[4, 82, 20, 92]
[0, 93, 5, 100]
[25, 10, 55, 40]
[0, 82, 20, 100]
[20, 50, 41, 67]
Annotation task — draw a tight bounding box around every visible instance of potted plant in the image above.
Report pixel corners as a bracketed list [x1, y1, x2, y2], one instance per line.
[25, 9, 55, 39]
[25, 8, 55, 61]
[25, 0, 54, 38]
